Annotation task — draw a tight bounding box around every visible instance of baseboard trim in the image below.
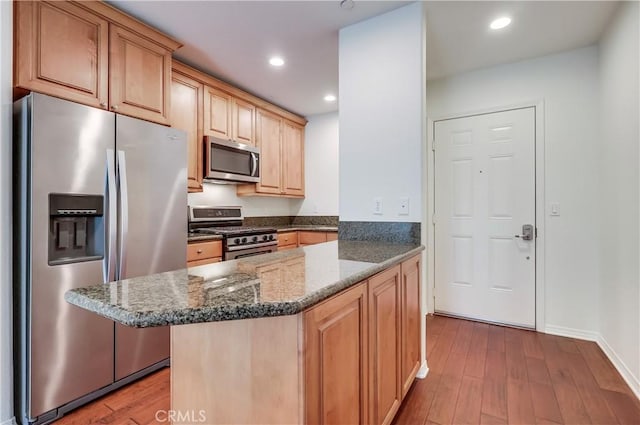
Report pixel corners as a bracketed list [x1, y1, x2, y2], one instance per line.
[416, 361, 428, 379]
[597, 335, 640, 400]
[0, 417, 17, 425]
[544, 325, 639, 401]
[543, 324, 599, 341]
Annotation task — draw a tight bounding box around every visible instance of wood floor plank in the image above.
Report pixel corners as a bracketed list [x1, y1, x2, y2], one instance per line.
[563, 352, 619, 424]
[602, 389, 640, 425]
[480, 413, 508, 425]
[526, 356, 552, 386]
[575, 340, 633, 395]
[452, 376, 483, 425]
[53, 401, 114, 425]
[428, 325, 458, 374]
[529, 381, 564, 424]
[506, 378, 536, 425]
[556, 338, 580, 354]
[463, 323, 489, 378]
[505, 338, 529, 382]
[553, 381, 592, 424]
[487, 326, 505, 353]
[427, 350, 467, 425]
[485, 349, 507, 381]
[522, 330, 545, 360]
[393, 372, 442, 425]
[481, 377, 508, 421]
[451, 319, 475, 355]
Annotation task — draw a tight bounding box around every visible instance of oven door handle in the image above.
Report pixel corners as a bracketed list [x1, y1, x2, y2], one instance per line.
[226, 241, 278, 252]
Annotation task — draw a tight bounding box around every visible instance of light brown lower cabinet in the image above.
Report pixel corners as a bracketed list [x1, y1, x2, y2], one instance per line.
[186, 240, 222, 267]
[171, 253, 422, 425]
[305, 282, 369, 425]
[368, 266, 402, 425]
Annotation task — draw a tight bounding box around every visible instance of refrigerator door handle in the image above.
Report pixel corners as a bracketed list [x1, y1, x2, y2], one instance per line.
[105, 149, 117, 283]
[117, 150, 129, 279]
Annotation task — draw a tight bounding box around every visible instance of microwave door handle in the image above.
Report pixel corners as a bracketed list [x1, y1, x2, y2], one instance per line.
[250, 152, 258, 177]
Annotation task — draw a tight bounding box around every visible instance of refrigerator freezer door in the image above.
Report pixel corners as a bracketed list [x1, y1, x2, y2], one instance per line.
[22, 94, 115, 418]
[114, 115, 187, 380]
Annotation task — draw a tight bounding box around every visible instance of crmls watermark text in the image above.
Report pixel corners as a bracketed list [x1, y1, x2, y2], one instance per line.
[155, 409, 207, 423]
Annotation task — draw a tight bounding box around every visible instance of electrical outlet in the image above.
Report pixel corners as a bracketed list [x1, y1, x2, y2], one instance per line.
[373, 197, 383, 215]
[399, 197, 409, 215]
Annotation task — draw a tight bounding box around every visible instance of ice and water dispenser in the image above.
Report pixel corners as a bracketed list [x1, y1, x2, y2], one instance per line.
[48, 193, 105, 265]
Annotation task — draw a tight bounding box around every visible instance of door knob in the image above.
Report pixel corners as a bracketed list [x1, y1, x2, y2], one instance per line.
[514, 224, 534, 241]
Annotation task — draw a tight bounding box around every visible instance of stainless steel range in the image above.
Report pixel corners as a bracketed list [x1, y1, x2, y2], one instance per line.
[188, 206, 278, 260]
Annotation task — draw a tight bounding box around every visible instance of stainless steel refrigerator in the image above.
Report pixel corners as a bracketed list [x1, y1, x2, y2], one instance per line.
[13, 93, 187, 424]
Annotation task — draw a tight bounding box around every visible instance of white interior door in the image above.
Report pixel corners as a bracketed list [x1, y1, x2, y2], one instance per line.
[434, 107, 536, 328]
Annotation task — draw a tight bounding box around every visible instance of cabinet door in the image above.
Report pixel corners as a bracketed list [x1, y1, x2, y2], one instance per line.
[14, 1, 109, 109]
[400, 255, 422, 397]
[368, 265, 402, 425]
[298, 231, 327, 246]
[232, 98, 256, 145]
[255, 109, 283, 194]
[282, 121, 305, 196]
[171, 72, 204, 192]
[305, 282, 368, 425]
[203, 86, 232, 140]
[109, 24, 171, 125]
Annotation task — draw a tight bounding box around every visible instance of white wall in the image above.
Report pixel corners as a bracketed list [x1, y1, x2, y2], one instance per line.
[338, 2, 425, 223]
[598, 1, 640, 396]
[188, 184, 295, 217]
[293, 112, 339, 216]
[426, 47, 601, 335]
[0, 0, 14, 423]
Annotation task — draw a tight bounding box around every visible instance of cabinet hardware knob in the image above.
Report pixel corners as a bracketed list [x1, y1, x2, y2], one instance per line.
[111, 105, 119, 111]
[100, 102, 107, 107]
[197, 249, 203, 254]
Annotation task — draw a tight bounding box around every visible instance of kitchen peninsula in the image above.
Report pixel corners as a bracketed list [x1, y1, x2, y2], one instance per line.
[66, 240, 425, 425]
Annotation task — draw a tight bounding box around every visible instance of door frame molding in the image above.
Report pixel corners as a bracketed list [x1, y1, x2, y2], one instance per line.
[426, 100, 546, 331]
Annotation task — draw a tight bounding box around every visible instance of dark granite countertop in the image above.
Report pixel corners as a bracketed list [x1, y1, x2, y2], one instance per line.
[274, 225, 338, 233]
[187, 233, 223, 243]
[65, 241, 424, 328]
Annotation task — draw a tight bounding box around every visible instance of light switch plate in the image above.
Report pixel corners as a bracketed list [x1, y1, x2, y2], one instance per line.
[399, 197, 409, 215]
[373, 197, 383, 215]
[550, 203, 560, 216]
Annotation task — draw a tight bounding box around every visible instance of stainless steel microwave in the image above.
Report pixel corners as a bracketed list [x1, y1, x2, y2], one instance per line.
[204, 136, 260, 183]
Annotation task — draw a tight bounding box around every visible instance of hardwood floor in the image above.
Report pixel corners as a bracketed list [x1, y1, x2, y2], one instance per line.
[54, 315, 639, 425]
[394, 315, 640, 425]
[53, 367, 170, 425]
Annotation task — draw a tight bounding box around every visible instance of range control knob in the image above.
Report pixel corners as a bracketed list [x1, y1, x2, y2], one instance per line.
[252, 236, 258, 242]
[269, 234, 275, 241]
[241, 237, 247, 243]
[262, 235, 268, 241]
[234, 238, 240, 244]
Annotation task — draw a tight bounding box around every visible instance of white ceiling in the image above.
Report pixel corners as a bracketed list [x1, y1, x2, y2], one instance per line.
[109, 0, 411, 117]
[109, 1, 619, 118]
[425, 1, 619, 80]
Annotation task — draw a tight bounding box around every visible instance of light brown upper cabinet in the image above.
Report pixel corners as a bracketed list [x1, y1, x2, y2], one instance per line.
[171, 70, 204, 192]
[282, 121, 305, 197]
[14, 1, 181, 125]
[204, 86, 256, 145]
[237, 109, 305, 198]
[108, 24, 172, 124]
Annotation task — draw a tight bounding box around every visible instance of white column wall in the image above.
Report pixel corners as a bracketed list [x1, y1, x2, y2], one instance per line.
[598, 1, 640, 397]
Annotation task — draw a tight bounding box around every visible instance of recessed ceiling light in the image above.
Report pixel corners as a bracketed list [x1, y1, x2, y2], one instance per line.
[269, 56, 285, 67]
[340, 0, 354, 10]
[324, 94, 337, 102]
[489, 16, 511, 30]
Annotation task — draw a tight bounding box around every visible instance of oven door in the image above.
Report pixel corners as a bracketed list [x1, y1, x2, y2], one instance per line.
[224, 244, 277, 260]
[205, 137, 260, 183]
